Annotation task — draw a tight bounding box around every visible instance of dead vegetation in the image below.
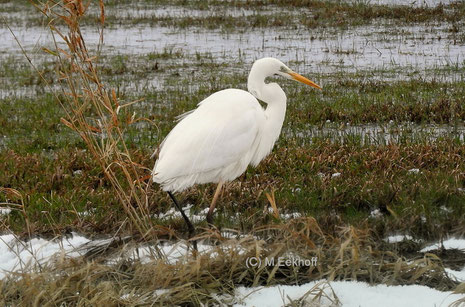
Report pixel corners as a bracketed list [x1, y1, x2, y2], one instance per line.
[0, 218, 462, 306]
[24, 0, 157, 238]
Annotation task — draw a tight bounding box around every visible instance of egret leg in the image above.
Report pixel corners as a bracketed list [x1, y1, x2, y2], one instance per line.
[167, 191, 197, 250]
[206, 181, 224, 225]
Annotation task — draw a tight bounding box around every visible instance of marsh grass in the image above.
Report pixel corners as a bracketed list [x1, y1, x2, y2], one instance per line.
[1, 0, 465, 304]
[4, 0, 465, 30]
[0, 1, 463, 241]
[1, 139, 465, 242]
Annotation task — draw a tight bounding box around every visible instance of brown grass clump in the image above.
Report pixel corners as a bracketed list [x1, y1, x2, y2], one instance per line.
[26, 0, 155, 238]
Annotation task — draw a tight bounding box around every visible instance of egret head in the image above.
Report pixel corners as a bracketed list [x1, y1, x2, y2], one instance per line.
[248, 57, 322, 92]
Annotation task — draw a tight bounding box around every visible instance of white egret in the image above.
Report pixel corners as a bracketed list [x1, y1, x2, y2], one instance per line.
[152, 57, 321, 234]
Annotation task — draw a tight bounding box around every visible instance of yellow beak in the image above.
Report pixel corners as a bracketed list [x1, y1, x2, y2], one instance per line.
[289, 72, 322, 90]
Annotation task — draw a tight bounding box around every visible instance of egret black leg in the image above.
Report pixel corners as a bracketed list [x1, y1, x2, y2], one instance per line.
[167, 191, 197, 250]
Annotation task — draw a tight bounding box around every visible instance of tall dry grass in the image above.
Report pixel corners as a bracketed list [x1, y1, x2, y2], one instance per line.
[28, 0, 155, 238]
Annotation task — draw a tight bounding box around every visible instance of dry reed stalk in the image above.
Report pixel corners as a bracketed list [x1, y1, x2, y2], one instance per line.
[29, 0, 155, 238]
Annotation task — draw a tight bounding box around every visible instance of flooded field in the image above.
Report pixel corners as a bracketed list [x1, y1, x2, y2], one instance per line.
[284, 122, 465, 144]
[1, 0, 465, 305]
[2, 17, 464, 81]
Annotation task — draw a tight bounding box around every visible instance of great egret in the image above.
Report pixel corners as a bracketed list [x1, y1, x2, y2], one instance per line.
[152, 57, 321, 235]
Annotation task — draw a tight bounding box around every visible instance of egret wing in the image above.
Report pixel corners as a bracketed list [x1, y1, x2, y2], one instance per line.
[153, 89, 263, 184]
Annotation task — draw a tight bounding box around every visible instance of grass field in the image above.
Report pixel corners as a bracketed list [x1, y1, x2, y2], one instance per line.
[1, 0, 465, 305]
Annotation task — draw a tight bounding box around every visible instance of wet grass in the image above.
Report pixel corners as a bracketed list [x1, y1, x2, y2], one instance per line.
[3, 0, 465, 30]
[0, 0, 465, 304]
[2, 138, 465, 240]
[4, 63, 465, 151]
[1, 40, 465, 238]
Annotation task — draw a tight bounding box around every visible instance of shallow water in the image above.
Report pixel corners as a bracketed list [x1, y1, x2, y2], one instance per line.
[112, 5, 294, 19]
[284, 122, 465, 144]
[1, 13, 463, 80]
[2, 122, 463, 149]
[351, 0, 455, 6]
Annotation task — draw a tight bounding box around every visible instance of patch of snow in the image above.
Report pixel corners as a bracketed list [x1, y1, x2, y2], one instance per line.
[384, 234, 414, 243]
[445, 267, 465, 282]
[153, 289, 170, 296]
[331, 172, 341, 178]
[234, 280, 463, 307]
[0, 232, 463, 306]
[421, 237, 465, 253]
[0, 208, 12, 215]
[281, 212, 302, 220]
[159, 241, 211, 263]
[111, 239, 250, 264]
[0, 232, 240, 277]
[408, 168, 420, 174]
[94, 239, 207, 265]
[0, 233, 90, 279]
[370, 209, 383, 218]
[156, 204, 209, 223]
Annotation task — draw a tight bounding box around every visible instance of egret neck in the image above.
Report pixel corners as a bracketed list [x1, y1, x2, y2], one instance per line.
[247, 67, 287, 165]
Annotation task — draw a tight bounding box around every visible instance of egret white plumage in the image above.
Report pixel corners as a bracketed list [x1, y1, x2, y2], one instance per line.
[152, 57, 321, 235]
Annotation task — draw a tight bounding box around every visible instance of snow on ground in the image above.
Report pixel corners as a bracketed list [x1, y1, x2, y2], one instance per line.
[157, 203, 304, 223]
[421, 237, 465, 252]
[0, 233, 90, 279]
[156, 203, 210, 223]
[0, 231, 245, 275]
[0, 233, 464, 305]
[234, 280, 464, 307]
[419, 237, 465, 283]
[384, 234, 414, 243]
[370, 208, 383, 218]
[111, 241, 213, 264]
[446, 267, 465, 282]
[0, 208, 11, 215]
